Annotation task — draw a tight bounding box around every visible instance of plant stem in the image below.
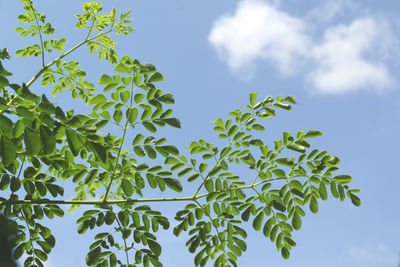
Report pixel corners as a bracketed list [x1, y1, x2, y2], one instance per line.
[192, 114, 254, 197]
[109, 207, 130, 266]
[0, 178, 287, 206]
[32, 9, 45, 67]
[26, 30, 111, 88]
[103, 70, 135, 202]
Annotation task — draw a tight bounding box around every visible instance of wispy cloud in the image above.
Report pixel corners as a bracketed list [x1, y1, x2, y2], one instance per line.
[343, 242, 397, 266]
[308, 17, 392, 93]
[208, 0, 396, 94]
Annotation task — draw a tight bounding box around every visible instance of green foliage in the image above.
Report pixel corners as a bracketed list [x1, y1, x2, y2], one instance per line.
[0, 1, 361, 267]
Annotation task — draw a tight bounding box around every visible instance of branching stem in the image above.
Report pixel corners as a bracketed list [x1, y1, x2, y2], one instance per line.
[0, 178, 286, 206]
[26, 30, 111, 88]
[32, 9, 45, 67]
[103, 71, 135, 201]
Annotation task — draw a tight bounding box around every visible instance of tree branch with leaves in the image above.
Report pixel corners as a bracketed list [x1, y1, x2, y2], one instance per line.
[0, 1, 361, 267]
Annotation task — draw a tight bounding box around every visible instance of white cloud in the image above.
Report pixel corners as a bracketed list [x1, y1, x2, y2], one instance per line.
[208, 0, 396, 94]
[208, 0, 310, 74]
[308, 18, 392, 93]
[343, 242, 397, 266]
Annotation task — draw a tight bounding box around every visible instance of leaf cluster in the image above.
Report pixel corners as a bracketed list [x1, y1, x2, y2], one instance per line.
[0, 2, 361, 267]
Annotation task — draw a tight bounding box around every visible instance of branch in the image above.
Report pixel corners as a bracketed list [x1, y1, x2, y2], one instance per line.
[103, 72, 135, 201]
[32, 9, 45, 67]
[26, 30, 112, 88]
[0, 179, 285, 206]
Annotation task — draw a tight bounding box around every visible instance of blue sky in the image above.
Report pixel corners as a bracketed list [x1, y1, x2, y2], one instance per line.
[1, 0, 400, 266]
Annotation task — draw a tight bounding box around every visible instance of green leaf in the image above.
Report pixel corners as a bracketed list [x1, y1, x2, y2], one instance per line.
[178, 167, 192, 177]
[14, 119, 25, 138]
[164, 118, 181, 129]
[289, 180, 303, 191]
[208, 166, 222, 177]
[104, 211, 115, 225]
[292, 212, 302, 230]
[273, 102, 291, 110]
[65, 129, 83, 156]
[158, 94, 174, 104]
[0, 114, 13, 138]
[103, 83, 118, 93]
[134, 93, 145, 104]
[114, 62, 133, 73]
[252, 124, 265, 131]
[35, 182, 47, 196]
[24, 128, 41, 155]
[136, 163, 149, 171]
[333, 175, 352, 185]
[253, 211, 264, 231]
[281, 247, 290, 260]
[250, 92, 257, 107]
[0, 174, 10, 190]
[228, 125, 238, 137]
[304, 129, 323, 139]
[121, 178, 134, 197]
[13, 243, 25, 260]
[88, 142, 107, 163]
[133, 146, 145, 157]
[330, 181, 339, 198]
[310, 197, 318, 213]
[113, 109, 123, 123]
[282, 96, 297, 104]
[349, 193, 361, 207]
[204, 179, 214, 193]
[118, 211, 130, 227]
[287, 143, 306, 153]
[40, 125, 56, 155]
[213, 118, 224, 128]
[133, 74, 142, 86]
[23, 180, 35, 195]
[46, 183, 64, 197]
[127, 107, 138, 123]
[132, 134, 144, 146]
[272, 169, 286, 178]
[148, 88, 158, 101]
[227, 244, 242, 257]
[187, 173, 200, 182]
[240, 154, 255, 166]
[148, 239, 162, 257]
[148, 72, 165, 83]
[86, 246, 101, 266]
[143, 121, 157, 133]
[10, 176, 21, 192]
[122, 76, 132, 86]
[144, 146, 157, 159]
[164, 178, 182, 192]
[84, 169, 98, 184]
[34, 249, 48, 261]
[275, 158, 293, 167]
[0, 76, 9, 87]
[1, 136, 16, 167]
[88, 94, 106, 105]
[249, 139, 263, 147]
[319, 183, 328, 200]
[98, 74, 114, 85]
[271, 200, 286, 212]
[322, 155, 340, 167]
[120, 90, 130, 103]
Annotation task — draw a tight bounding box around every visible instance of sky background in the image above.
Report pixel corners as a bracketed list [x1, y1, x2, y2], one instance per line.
[1, 0, 400, 266]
